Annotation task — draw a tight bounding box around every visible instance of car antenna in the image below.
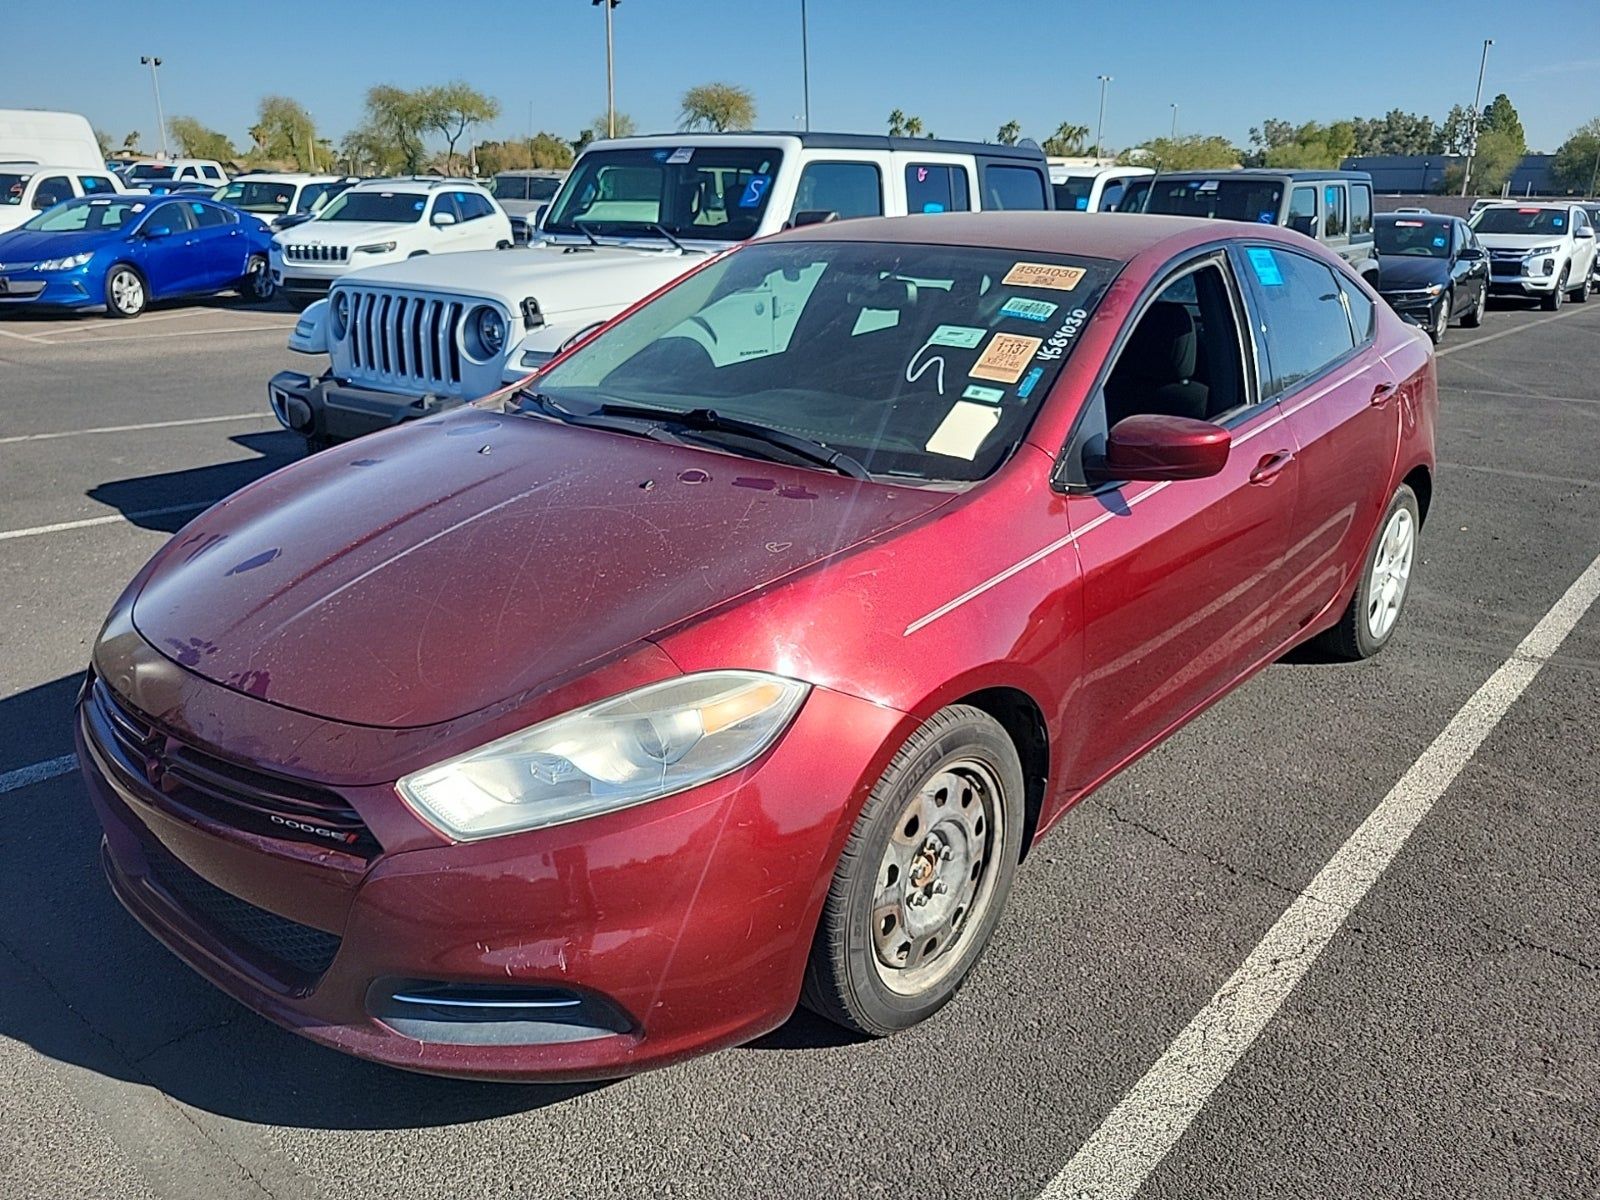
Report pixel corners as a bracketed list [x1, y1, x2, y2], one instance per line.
[651, 224, 688, 253]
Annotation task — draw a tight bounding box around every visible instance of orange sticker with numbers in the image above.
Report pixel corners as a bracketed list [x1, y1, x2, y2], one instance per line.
[969, 333, 1042, 383]
[1001, 262, 1087, 291]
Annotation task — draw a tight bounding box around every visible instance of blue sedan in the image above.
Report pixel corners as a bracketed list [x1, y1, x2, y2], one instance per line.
[0, 195, 275, 317]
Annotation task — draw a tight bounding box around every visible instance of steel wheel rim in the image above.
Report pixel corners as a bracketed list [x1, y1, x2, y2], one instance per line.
[111, 271, 142, 313]
[1366, 507, 1415, 641]
[870, 758, 1004, 996]
[247, 257, 272, 299]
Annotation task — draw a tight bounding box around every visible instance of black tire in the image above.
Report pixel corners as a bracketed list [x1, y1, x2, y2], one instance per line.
[102, 264, 147, 318]
[1542, 268, 1566, 311]
[1571, 272, 1589, 303]
[801, 705, 1024, 1037]
[1461, 281, 1486, 328]
[1428, 290, 1450, 344]
[1316, 484, 1420, 661]
[495, 239, 512, 250]
[239, 254, 275, 304]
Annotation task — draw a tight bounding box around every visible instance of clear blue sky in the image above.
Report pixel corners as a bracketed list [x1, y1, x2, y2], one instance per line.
[5, 1, 1594, 153]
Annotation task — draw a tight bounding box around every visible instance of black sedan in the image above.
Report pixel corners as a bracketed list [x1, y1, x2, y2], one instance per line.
[1374, 213, 1489, 344]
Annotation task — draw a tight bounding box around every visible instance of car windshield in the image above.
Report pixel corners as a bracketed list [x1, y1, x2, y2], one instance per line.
[1376, 219, 1452, 258]
[490, 176, 530, 200]
[316, 190, 427, 223]
[129, 165, 177, 181]
[543, 146, 784, 242]
[1, 172, 31, 205]
[1471, 207, 1570, 236]
[215, 180, 297, 215]
[21, 197, 144, 233]
[1114, 178, 1153, 212]
[1146, 179, 1286, 223]
[1052, 178, 1095, 212]
[526, 240, 1118, 483]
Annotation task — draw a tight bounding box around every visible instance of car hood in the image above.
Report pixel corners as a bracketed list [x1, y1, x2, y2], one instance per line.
[275, 220, 413, 246]
[1472, 232, 1568, 251]
[130, 409, 949, 728]
[0, 227, 111, 263]
[1376, 256, 1450, 290]
[339, 243, 703, 315]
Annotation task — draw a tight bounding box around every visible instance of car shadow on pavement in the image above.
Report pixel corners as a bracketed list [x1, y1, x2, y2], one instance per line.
[87, 431, 303, 534]
[0, 675, 604, 1130]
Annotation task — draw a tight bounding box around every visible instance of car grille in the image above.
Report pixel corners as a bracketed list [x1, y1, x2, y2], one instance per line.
[142, 837, 342, 981]
[283, 243, 349, 262]
[86, 677, 380, 858]
[338, 286, 466, 391]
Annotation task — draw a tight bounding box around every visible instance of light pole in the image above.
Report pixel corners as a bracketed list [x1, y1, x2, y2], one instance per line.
[1422, 158, 1431, 193]
[1460, 37, 1493, 198]
[593, 0, 619, 138]
[1095, 75, 1112, 161]
[800, 0, 812, 132]
[1170, 103, 1178, 140]
[139, 55, 167, 158]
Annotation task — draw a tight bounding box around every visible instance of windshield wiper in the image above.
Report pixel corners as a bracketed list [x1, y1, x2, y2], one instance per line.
[650, 224, 688, 252]
[596, 403, 871, 480]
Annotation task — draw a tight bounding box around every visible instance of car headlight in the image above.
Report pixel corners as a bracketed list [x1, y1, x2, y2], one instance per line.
[396, 671, 810, 840]
[37, 252, 93, 271]
[1423, 284, 1444, 296]
[1525, 245, 1562, 259]
[475, 305, 507, 356]
[354, 241, 397, 254]
[330, 290, 349, 339]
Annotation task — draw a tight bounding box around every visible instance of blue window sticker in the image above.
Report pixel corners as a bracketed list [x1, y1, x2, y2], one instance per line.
[652, 149, 671, 162]
[1016, 365, 1045, 400]
[922, 202, 945, 213]
[740, 174, 770, 208]
[962, 384, 1005, 404]
[1432, 235, 1448, 248]
[1000, 296, 1058, 322]
[413, 199, 425, 210]
[1246, 247, 1284, 286]
[1074, 197, 1089, 210]
[190, 202, 205, 213]
[1257, 211, 1275, 223]
[1553, 216, 1564, 228]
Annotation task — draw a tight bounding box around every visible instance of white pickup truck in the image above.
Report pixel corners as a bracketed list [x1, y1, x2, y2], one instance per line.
[268, 131, 1054, 450]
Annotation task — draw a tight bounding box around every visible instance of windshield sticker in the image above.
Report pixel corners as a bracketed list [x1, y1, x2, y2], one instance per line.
[970, 332, 1043, 383]
[653, 149, 671, 162]
[1016, 366, 1045, 400]
[413, 200, 425, 210]
[1432, 235, 1448, 248]
[1035, 308, 1089, 362]
[667, 147, 694, 164]
[1246, 247, 1285, 287]
[1075, 197, 1089, 210]
[1002, 262, 1086, 292]
[1000, 296, 1058, 322]
[925, 400, 1002, 460]
[1197, 180, 1219, 192]
[962, 384, 1005, 404]
[923, 202, 946, 213]
[1257, 211, 1275, 223]
[1553, 216, 1564, 227]
[739, 175, 771, 208]
[928, 324, 986, 349]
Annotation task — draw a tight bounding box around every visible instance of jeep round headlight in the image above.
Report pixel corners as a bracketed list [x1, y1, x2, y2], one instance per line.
[473, 305, 507, 357]
[331, 290, 350, 339]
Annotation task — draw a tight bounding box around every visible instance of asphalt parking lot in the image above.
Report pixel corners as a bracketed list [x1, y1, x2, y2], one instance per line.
[1, 296, 1596, 1200]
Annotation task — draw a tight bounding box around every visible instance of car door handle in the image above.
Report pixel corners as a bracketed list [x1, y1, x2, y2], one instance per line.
[1248, 451, 1294, 485]
[1370, 381, 1398, 407]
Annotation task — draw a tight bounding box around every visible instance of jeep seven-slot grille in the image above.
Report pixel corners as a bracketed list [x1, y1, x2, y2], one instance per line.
[339, 287, 465, 391]
[142, 838, 342, 980]
[87, 677, 380, 858]
[283, 243, 349, 262]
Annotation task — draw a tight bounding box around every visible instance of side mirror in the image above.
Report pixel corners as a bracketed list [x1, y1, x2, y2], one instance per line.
[144, 224, 172, 239]
[1576, 227, 1595, 239]
[1459, 246, 1485, 260]
[534, 203, 550, 228]
[432, 210, 457, 227]
[788, 209, 839, 228]
[1087, 414, 1231, 484]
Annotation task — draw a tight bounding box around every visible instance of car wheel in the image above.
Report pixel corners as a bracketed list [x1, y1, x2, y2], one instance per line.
[103, 265, 147, 318]
[802, 705, 1024, 1036]
[1542, 267, 1567, 311]
[1571, 270, 1589, 303]
[1462, 281, 1486, 328]
[240, 254, 275, 303]
[1317, 484, 1420, 661]
[1428, 289, 1450, 344]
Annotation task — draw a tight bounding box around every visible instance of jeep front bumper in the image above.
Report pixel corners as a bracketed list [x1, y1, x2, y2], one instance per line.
[269, 370, 470, 449]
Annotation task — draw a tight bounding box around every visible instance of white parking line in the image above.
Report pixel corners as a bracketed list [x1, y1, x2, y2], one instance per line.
[0, 754, 78, 795]
[0, 326, 49, 343]
[0, 500, 212, 542]
[0, 413, 269, 446]
[29, 323, 294, 347]
[1038, 548, 1600, 1200]
[1436, 304, 1599, 357]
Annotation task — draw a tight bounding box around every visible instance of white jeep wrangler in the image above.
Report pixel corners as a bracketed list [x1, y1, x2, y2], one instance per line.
[268, 131, 1053, 450]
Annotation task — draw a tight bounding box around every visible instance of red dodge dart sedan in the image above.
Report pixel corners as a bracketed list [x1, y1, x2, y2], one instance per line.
[78, 212, 1435, 1080]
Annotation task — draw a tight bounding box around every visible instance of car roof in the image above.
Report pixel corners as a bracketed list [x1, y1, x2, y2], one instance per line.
[0, 163, 112, 174]
[494, 168, 565, 176]
[588, 130, 1048, 162]
[762, 210, 1290, 263]
[1155, 168, 1372, 183]
[233, 173, 343, 184]
[1376, 211, 1453, 223]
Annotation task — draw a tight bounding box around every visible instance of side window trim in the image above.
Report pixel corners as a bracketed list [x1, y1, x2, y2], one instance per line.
[1231, 241, 1366, 402]
[795, 157, 885, 219]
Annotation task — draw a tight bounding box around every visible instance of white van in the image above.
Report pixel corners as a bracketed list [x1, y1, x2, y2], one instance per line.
[0, 110, 102, 171]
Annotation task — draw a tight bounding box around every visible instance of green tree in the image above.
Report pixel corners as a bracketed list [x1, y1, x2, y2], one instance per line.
[247, 96, 321, 170]
[1351, 109, 1437, 157]
[168, 116, 235, 162]
[345, 85, 431, 174]
[1041, 121, 1091, 157]
[995, 120, 1022, 146]
[1457, 128, 1523, 195]
[887, 110, 929, 137]
[475, 133, 575, 175]
[1551, 118, 1600, 194]
[574, 111, 638, 153]
[680, 82, 756, 132]
[1479, 94, 1525, 147]
[1432, 104, 1474, 154]
[418, 81, 500, 174]
[120, 131, 141, 154]
[1254, 119, 1356, 169]
[1119, 134, 1239, 171]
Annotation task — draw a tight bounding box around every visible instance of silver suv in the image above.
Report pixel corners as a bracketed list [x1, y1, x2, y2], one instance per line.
[1143, 169, 1380, 286]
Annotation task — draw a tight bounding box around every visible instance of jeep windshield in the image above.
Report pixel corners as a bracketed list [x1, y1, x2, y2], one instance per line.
[1471, 207, 1570, 236]
[542, 146, 784, 242]
[1145, 179, 1286, 222]
[317, 191, 426, 223]
[523, 239, 1117, 484]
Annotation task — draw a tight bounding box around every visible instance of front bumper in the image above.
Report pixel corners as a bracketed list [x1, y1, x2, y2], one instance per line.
[269, 369, 468, 448]
[77, 641, 901, 1081]
[1378, 290, 1443, 320]
[1488, 260, 1564, 295]
[0, 268, 96, 308]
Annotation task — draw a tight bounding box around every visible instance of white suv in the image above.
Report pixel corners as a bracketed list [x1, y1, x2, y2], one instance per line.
[1048, 163, 1153, 213]
[1470, 202, 1598, 311]
[268, 131, 1054, 450]
[269, 178, 513, 301]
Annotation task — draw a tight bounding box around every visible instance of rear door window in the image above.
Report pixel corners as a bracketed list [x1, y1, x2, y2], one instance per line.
[905, 163, 971, 214]
[982, 165, 1048, 211]
[191, 201, 234, 228]
[794, 161, 883, 220]
[33, 175, 72, 209]
[1322, 184, 1348, 239]
[1350, 184, 1373, 240]
[1288, 187, 1317, 236]
[1235, 244, 1357, 394]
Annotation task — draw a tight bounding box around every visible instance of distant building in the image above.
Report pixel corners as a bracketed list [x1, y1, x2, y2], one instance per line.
[1343, 153, 1561, 197]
